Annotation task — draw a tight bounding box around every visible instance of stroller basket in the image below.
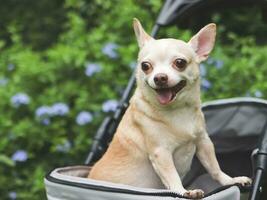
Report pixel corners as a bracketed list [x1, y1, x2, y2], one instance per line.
[45, 166, 241, 200]
[45, 97, 267, 200]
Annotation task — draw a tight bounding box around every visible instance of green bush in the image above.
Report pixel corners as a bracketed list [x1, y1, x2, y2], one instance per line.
[0, 1, 266, 199]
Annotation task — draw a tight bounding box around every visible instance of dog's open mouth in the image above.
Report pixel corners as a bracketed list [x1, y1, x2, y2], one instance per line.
[155, 80, 186, 105]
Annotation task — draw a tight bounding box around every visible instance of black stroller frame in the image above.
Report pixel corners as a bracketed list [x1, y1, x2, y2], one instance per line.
[45, 0, 267, 200]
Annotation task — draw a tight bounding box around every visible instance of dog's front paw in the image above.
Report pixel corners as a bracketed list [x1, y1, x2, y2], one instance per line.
[232, 176, 252, 187]
[183, 189, 204, 199]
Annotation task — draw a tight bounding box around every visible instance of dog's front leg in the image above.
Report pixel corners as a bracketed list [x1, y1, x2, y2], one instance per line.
[196, 133, 252, 186]
[148, 147, 204, 198]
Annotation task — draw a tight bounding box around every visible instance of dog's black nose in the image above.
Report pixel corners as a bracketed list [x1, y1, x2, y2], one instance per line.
[154, 73, 168, 86]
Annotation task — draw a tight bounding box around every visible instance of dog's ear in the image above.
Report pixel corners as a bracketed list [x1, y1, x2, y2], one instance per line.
[133, 18, 154, 48]
[188, 23, 216, 62]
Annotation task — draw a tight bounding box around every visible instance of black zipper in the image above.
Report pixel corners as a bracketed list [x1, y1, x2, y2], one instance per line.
[46, 173, 245, 199]
[46, 174, 186, 198]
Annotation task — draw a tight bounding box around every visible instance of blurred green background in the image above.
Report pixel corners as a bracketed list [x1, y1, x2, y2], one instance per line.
[0, 0, 267, 199]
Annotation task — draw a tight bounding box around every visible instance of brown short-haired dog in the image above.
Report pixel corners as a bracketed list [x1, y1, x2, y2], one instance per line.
[89, 18, 252, 199]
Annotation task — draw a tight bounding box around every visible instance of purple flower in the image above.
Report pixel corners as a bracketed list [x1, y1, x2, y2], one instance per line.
[35, 106, 53, 118]
[0, 77, 8, 86]
[51, 103, 69, 116]
[85, 63, 102, 77]
[76, 111, 93, 125]
[102, 42, 119, 59]
[56, 140, 72, 153]
[201, 79, 212, 90]
[214, 60, 224, 69]
[11, 93, 30, 107]
[102, 99, 118, 112]
[11, 150, 28, 162]
[7, 63, 15, 71]
[8, 191, 17, 199]
[254, 90, 263, 98]
[41, 118, 51, 126]
[129, 61, 137, 70]
[199, 64, 207, 77]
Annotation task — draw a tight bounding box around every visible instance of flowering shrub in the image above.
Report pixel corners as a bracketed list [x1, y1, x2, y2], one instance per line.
[102, 99, 119, 113]
[11, 150, 28, 162]
[10, 93, 30, 108]
[0, 1, 267, 199]
[102, 42, 119, 59]
[85, 63, 102, 77]
[76, 111, 93, 125]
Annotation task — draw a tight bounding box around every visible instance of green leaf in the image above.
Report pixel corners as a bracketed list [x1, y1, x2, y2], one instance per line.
[0, 154, 15, 167]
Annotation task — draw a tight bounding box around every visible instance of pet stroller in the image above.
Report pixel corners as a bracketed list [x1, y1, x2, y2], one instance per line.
[45, 0, 267, 199]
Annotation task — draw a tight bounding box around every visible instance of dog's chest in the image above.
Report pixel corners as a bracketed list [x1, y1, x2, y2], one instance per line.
[162, 108, 198, 141]
[162, 109, 198, 177]
[173, 141, 196, 178]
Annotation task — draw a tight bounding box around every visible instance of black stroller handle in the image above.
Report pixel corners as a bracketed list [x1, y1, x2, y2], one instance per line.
[84, 73, 135, 165]
[249, 126, 267, 200]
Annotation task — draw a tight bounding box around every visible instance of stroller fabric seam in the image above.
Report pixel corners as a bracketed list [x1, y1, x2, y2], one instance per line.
[45, 166, 244, 199]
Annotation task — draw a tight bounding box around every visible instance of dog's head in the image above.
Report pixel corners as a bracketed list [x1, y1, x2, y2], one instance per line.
[133, 18, 216, 107]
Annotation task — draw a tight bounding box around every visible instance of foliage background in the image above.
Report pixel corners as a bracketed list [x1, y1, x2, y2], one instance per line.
[0, 0, 267, 199]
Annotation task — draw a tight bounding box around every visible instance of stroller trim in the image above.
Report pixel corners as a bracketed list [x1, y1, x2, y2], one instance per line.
[45, 165, 243, 200]
[202, 97, 267, 108]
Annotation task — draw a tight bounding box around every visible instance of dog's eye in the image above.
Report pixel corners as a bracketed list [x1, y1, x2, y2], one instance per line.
[174, 58, 187, 71]
[141, 62, 152, 73]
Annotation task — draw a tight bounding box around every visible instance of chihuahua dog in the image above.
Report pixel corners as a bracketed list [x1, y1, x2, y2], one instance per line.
[89, 19, 252, 199]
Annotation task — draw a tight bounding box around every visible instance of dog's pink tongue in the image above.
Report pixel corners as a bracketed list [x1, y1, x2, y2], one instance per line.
[156, 89, 173, 105]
